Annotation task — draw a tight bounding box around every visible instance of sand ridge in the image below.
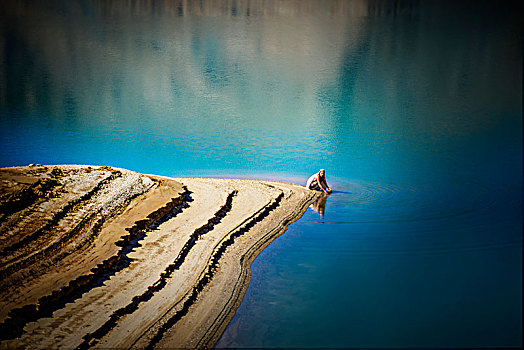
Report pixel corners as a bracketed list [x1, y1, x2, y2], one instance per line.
[0, 165, 319, 349]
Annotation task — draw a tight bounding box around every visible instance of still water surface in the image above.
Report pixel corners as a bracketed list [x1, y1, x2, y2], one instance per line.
[0, 0, 522, 347]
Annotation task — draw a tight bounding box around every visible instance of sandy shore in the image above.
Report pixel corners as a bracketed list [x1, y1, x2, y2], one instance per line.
[0, 165, 319, 349]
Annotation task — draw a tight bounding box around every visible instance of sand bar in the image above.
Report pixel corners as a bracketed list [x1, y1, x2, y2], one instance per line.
[0, 165, 319, 349]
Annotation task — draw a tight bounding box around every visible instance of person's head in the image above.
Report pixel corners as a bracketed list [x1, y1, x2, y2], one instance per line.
[319, 169, 325, 177]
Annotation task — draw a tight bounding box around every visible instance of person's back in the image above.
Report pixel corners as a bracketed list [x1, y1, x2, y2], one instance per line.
[306, 173, 318, 189]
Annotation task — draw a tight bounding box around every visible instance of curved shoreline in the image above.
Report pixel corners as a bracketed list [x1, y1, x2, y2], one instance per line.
[0, 165, 320, 349]
[194, 181, 316, 348]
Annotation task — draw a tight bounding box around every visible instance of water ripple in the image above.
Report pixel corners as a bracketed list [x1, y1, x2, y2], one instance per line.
[310, 179, 502, 225]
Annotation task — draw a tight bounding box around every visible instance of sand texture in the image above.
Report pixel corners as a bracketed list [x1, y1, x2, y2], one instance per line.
[0, 165, 319, 349]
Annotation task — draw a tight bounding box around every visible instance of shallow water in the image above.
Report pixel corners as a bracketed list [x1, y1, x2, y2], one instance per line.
[0, 0, 522, 347]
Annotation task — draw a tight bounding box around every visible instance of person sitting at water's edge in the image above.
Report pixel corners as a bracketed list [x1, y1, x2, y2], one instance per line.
[306, 169, 331, 194]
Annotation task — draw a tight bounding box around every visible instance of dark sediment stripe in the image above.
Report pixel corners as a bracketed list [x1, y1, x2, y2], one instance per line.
[18, 177, 157, 285]
[77, 190, 237, 349]
[0, 177, 59, 226]
[0, 171, 119, 264]
[0, 187, 192, 343]
[144, 192, 284, 350]
[0, 211, 98, 282]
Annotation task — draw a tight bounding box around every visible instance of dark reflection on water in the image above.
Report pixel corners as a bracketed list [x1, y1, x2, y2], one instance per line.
[310, 194, 328, 218]
[219, 177, 521, 348]
[0, 0, 522, 348]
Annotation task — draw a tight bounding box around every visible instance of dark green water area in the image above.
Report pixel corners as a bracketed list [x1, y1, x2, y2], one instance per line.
[0, 0, 521, 347]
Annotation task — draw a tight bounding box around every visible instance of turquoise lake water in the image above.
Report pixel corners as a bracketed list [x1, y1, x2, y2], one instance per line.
[0, 0, 522, 347]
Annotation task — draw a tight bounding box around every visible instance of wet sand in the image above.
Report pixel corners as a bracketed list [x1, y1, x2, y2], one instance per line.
[0, 165, 319, 349]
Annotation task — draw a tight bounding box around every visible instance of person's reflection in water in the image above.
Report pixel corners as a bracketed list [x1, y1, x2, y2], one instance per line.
[311, 195, 328, 218]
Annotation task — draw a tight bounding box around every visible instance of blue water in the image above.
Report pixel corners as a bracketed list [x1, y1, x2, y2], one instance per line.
[0, 0, 522, 347]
